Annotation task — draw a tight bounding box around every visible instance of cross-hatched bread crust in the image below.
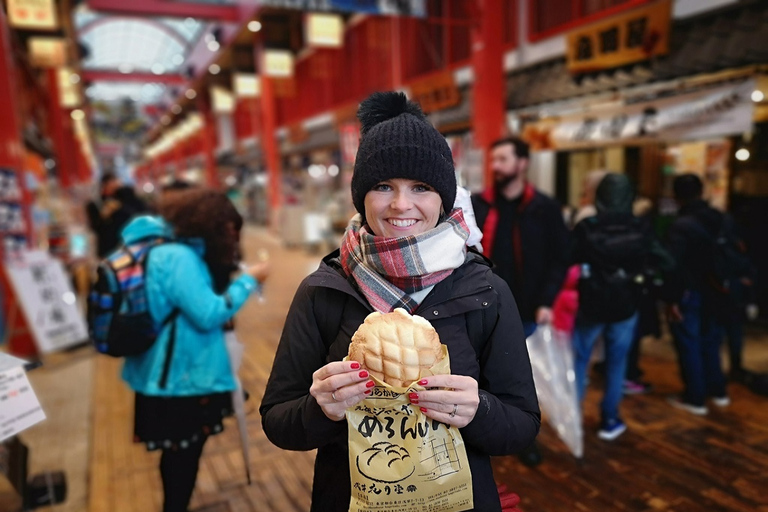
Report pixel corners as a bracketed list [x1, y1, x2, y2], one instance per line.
[348, 308, 444, 387]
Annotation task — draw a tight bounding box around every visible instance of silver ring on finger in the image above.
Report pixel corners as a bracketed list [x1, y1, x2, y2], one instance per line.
[450, 404, 458, 418]
[332, 391, 338, 402]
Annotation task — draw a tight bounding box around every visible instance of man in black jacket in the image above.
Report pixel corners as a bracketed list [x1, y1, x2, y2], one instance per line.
[472, 137, 570, 338]
[472, 136, 568, 466]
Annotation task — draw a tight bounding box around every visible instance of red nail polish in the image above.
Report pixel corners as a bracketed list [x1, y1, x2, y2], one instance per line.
[350, 362, 361, 369]
[409, 393, 419, 400]
[420, 407, 428, 413]
[359, 370, 369, 378]
[366, 380, 375, 388]
[418, 379, 429, 386]
[364, 389, 372, 394]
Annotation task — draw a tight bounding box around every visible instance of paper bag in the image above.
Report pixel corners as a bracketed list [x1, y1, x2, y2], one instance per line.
[345, 348, 473, 512]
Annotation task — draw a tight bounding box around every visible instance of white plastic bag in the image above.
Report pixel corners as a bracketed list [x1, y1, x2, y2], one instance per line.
[526, 325, 583, 458]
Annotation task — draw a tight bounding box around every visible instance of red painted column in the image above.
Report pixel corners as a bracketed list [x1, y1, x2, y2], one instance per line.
[174, 140, 184, 178]
[47, 69, 78, 189]
[1, 9, 36, 357]
[471, 0, 505, 187]
[255, 44, 282, 227]
[197, 93, 219, 189]
[0, 12, 32, 243]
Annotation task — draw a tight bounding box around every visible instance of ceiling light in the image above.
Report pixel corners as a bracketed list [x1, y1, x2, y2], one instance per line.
[172, 54, 184, 66]
[70, 109, 85, 120]
[143, 182, 155, 194]
[184, 17, 196, 28]
[207, 41, 220, 52]
[151, 63, 165, 75]
[185, 89, 197, 100]
[735, 148, 750, 161]
[248, 21, 262, 33]
[204, 33, 214, 43]
[752, 90, 765, 103]
[171, 104, 182, 114]
[69, 73, 80, 84]
[209, 64, 221, 75]
[118, 63, 133, 74]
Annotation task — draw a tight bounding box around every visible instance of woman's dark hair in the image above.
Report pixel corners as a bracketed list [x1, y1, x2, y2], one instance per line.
[159, 189, 243, 290]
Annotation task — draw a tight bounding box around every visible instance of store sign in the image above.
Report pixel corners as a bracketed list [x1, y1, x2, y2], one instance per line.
[4, 250, 88, 354]
[408, 70, 461, 114]
[257, 0, 425, 17]
[305, 13, 343, 48]
[263, 50, 295, 78]
[340, 122, 360, 165]
[7, 0, 58, 30]
[211, 86, 236, 114]
[524, 79, 756, 150]
[566, 0, 671, 74]
[0, 355, 45, 442]
[27, 37, 66, 68]
[233, 73, 260, 98]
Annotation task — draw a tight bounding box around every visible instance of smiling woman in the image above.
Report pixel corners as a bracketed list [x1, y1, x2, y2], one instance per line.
[260, 91, 540, 512]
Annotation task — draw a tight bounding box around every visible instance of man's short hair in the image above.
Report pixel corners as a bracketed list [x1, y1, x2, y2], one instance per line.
[673, 173, 704, 202]
[490, 137, 530, 160]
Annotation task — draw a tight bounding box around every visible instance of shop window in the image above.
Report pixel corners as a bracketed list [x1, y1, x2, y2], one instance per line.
[528, 0, 652, 42]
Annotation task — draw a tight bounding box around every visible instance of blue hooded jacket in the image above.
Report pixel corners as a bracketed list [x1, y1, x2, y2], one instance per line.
[120, 216, 257, 396]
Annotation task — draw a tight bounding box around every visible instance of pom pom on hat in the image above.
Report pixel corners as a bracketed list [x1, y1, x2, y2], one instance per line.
[351, 91, 456, 219]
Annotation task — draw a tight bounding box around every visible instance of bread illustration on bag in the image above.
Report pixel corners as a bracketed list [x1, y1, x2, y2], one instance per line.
[356, 441, 415, 483]
[348, 308, 445, 387]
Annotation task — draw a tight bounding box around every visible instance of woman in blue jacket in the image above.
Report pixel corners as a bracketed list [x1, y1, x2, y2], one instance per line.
[121, 189, 268, 512]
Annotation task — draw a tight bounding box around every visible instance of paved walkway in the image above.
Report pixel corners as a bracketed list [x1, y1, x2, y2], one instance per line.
[16, 225, 768, 512]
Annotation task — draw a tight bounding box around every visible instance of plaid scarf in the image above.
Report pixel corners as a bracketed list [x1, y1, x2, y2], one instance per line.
[340, 208, 470, 313]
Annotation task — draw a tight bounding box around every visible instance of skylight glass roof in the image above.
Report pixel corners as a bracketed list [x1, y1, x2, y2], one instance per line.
[75, 9, 204, 73]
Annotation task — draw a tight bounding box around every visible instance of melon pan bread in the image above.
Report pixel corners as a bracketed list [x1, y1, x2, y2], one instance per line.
[348, 308, 445, 388]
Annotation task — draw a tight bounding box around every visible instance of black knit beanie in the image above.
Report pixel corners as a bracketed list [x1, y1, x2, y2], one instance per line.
[351, 91, 456, 218]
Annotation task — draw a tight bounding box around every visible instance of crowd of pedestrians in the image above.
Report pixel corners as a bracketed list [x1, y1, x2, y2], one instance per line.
[85, 91, 758, 512]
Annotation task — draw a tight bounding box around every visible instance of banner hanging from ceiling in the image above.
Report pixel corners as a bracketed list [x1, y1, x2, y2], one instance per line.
[522, 79, 756, 150]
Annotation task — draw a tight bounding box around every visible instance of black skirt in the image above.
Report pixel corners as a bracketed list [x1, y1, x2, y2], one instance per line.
[133, 392, 233, 451]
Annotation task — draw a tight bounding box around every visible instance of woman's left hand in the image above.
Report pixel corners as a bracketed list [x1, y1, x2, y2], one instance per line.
[408, 375, 479, 428]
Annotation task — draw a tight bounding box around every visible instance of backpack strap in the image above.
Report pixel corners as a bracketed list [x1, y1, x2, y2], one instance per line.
[158, 309, 180, 389]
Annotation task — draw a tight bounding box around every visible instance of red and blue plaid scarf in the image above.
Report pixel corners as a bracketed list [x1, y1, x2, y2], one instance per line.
[340, 208, 470, 313]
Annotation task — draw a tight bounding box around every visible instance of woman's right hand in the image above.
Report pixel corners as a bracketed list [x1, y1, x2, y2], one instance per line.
[245, 261, 270, 283]
[310, 361, 375, 421]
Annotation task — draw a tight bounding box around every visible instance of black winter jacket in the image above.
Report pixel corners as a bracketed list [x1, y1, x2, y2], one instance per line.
[472, 186, 570, 322]
[259, 250, 540, 512]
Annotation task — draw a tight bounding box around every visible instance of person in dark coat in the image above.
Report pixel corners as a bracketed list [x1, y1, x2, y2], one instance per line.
[85, 173, 147, 257]
[260, 92, 540, 512]
[665, 174, 744, 415]
[471, 137, 570, 337]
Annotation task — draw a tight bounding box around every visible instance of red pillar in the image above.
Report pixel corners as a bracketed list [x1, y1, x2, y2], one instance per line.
[47, 70, 78, 189]
[197, 93, 219, 189]
[174, 140, 184, 178]
[1, 10, 36, 357]
[471, 0, 505, 187]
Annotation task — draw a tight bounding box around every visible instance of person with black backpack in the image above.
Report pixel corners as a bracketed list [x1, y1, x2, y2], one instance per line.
[571, 173, 673, 441]
[665, 174, 752, 415]
[101, 190, 269, 512]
